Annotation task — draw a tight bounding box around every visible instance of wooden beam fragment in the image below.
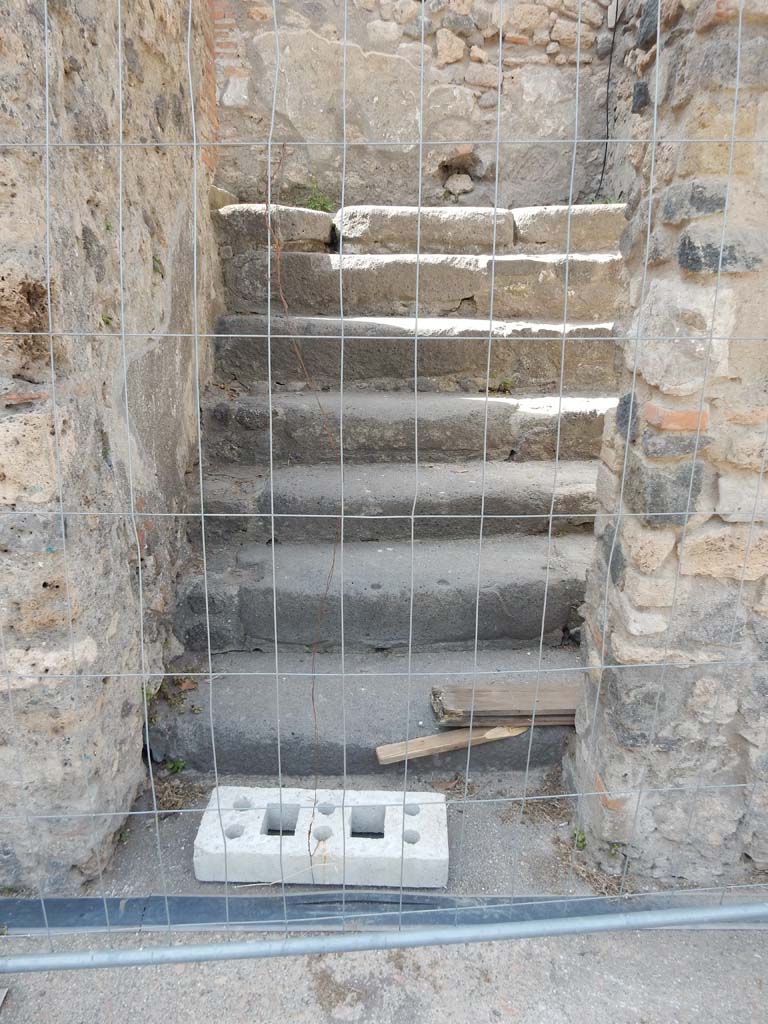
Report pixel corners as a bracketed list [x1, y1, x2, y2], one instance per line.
[431, 681, 580, 726]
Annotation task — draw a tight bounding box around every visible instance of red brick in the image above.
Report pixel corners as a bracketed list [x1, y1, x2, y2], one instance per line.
[644, 401, 710, 432]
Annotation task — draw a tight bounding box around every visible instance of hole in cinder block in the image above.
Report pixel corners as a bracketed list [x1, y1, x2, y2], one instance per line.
[225, 824, 244, 839]
[233, 796, 253, 811]
[317, 802, 335, 816]
[350, 805, 386, 839]
[262, 803, 300, 837]
[404, 804, 420, 816]
[313, 825, 332, 841]
[403, 830, 420, 845]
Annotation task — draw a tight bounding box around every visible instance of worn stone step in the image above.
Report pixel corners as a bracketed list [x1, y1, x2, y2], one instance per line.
[214, 314, 620, 393]
[202, 388, 616, 466]
[214, 203, 334, 252]
[211, 203, 627, 258]
[149, 646, 584, 775]
[220, 251, 626, 321]
[511, 205, 628, 254]
[333, 204, 627, 255]
[176, 532, 592, 654]
[193, 460, 598, 547]
[335, 205, 517, 254]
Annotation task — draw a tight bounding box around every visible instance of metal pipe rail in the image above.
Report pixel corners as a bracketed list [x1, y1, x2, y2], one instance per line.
[2, 901, 767, 974]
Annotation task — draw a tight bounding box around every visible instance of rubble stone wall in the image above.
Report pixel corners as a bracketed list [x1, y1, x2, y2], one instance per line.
[0, 0, 221, 889]
[210, 0, 617, 207]
[571, 0, 768, 884]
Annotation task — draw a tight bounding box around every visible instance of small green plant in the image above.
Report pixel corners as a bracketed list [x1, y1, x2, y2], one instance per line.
[572, 827, 587, 851]
[608, 842, 624, 857]
[152, 255, 165, 278]
[101, 313, 113, 326]
[117, 828, 130, 845]
[166, 758, 186, 775]
[104, 219, 113, 233]
[298, 183, 334, 213]
[155, 678, 189, 710]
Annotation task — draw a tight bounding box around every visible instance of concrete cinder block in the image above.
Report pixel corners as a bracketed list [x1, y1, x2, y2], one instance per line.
[193, 786, 449, 887]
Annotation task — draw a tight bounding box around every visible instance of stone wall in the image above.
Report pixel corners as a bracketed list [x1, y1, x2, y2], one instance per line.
[0, 0, 221, 889]
[211, 0, 617, 206]
[571, 0, 768, 883]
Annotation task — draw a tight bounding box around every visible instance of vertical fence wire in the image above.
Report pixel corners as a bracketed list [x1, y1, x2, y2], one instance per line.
[507, 1, 586, 899]
[452, 0, 508, 905]
[185, 0, 233, 934]
[265, 0, 290, 930]
[41, 0, 113, 939]
[337, 0, 351, 929]
[396, 0, 429, 929]
[116, 0, 172, 937]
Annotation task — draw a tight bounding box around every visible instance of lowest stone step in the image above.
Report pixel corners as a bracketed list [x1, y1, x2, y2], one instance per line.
[219, 251, 626, 320]
[176, 532, 593, 654]
[202, 389, 617, 466]
[151, 646, 584, 774]
[194, 459, 599, 545]
[215, 314, 620, 393]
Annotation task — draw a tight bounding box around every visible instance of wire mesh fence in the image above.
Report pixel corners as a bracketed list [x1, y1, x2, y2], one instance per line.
[1, 0, 768, 972]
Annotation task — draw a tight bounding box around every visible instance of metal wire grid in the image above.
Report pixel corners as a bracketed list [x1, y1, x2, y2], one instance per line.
[1, 0, 768, 971]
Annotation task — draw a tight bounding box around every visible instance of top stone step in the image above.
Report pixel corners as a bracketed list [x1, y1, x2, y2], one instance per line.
[335, 204, 628, 255]
[214, 203, 334, 253]
[212, 202, 628, 258]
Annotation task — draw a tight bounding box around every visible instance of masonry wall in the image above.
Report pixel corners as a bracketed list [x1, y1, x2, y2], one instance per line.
[572, 0, 768, 883]
[0, 0, 221, 889]
[210, 0, 617, 206]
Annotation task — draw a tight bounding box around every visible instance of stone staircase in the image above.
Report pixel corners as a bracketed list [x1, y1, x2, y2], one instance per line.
[155, 202, 627, 775]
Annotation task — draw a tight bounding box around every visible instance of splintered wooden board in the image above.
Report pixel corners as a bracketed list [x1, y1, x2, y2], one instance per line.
[431, 680, 581, 726]
[376, 725, 529, 765]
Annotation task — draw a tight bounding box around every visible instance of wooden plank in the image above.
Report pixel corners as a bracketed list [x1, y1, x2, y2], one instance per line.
[433, 682, 581, 714]
[438, 714, 575, 728]
[431, 681, 581, 725]
[375, 725, 529, 766]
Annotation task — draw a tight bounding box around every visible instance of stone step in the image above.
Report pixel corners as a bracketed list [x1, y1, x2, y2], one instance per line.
[149, 646, 584, 775]
[211, 203, 627, 258]
[220, 251, 626, 321]
[333, 204, 627, 255]
[214, 315, 620, 394]
[193, 460, 598, 547]
[175, 532, 592, 654]
[214, 203, 334, 253]
[511, 204, 628, 254]
[202, 388, 616, 466]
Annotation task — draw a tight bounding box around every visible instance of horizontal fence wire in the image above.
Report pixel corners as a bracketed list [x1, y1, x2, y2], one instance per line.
[3, 137, 768, 147]
[2, 0, 767, 973]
